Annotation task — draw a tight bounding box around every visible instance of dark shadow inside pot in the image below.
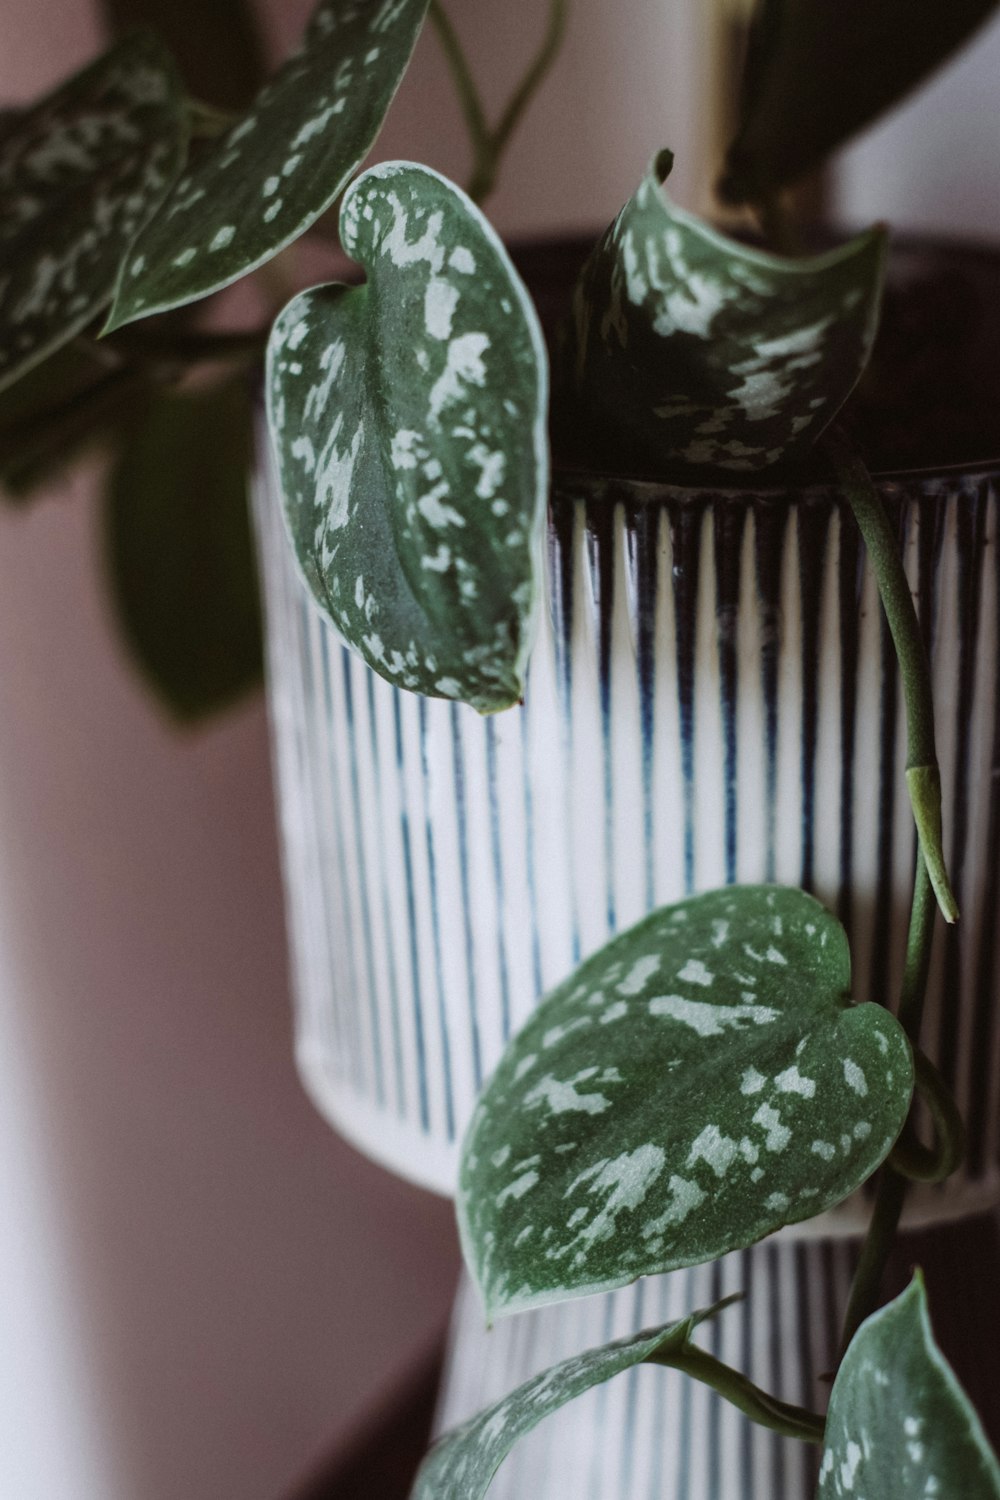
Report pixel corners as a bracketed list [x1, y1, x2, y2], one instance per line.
[510, 234, 1000, 484]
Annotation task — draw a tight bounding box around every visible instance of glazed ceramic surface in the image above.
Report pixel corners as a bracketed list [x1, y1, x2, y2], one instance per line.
[253, 448, 1000, 1231]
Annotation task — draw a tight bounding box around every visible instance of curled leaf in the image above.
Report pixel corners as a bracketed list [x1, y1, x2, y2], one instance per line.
[565, 151, 886, 474]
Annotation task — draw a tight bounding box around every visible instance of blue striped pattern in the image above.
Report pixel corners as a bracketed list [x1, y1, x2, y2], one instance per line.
[435, 1242, 857, 1500]
[252, 454, 1000, 1221]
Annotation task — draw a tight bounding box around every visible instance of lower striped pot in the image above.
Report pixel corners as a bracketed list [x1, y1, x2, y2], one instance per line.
[433, 1213, 1000, 1500]
[252, 449, 1000, 1498]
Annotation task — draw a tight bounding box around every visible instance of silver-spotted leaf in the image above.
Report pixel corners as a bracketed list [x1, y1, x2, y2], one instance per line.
[106, 0, 430, 330]
[412, 1314, 704, 1500]
[266, 161, 548, 712]
[458, 886, 912, 1319]
[820, 1275, 1000, 1499]
[721, 0, 1000, 204]
[0, 31, 186, 394]
[565, 152, 886, 474]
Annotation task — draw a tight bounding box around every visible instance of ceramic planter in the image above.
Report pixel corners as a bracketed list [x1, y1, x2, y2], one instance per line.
[251, 239, 1000, 1497]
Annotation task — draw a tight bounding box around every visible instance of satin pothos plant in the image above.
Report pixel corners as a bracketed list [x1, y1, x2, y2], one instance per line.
[2, 0, 999, 1494]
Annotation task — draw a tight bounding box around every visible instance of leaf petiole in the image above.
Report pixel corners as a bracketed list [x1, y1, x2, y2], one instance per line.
[430, 0, 568, 203]
[823, 428, 958, 923]
[648, 1340, 825, 1443]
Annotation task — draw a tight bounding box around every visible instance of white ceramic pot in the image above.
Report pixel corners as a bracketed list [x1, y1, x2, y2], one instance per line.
[253, 451, 1000, 1223]
[251, 240, 1000, 1495]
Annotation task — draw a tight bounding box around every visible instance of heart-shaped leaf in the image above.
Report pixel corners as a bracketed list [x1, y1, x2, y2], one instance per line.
[0, 31, 186, 394]
[721, 0, 1000, 204]
[411, 1308, 718, 1500]
[820, 1275, 1000, 1498]
[105, 0, 430, 331]
[104, 380, 262, 721]
[564, 151, 886, 474]
[266, 161, 548, 712]
[458, 886, 912, 1319]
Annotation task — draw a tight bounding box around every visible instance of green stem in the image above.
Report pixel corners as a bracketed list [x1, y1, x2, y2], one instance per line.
[838, 1164, 908, 1361]
[429, 0, 494, 200]
[823, 428, 958, 924]
[186, 98, 241, 140]
[648, 1343, 825, 1443]
[430, 0, 569, 204]
[109, 324, 269, 365]
[891, 1048, 966, 1184]
[492, 0, 568, 163]
[837, 853, 936, 1357]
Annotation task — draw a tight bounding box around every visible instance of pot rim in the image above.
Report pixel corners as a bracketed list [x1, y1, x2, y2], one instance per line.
[551, 452, 1000, 504]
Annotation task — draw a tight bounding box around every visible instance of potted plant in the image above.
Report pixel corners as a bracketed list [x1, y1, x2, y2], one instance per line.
[2, 2, 1000, 1496]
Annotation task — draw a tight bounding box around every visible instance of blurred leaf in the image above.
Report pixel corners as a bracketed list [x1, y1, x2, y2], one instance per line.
[565, 151, 886, 475]
[820, 1275, 1000, 1498]
[0, 341, 149, 501]
[105, 379, 263, 721]
[0, 31, 187, 394]
[721, 0, 1000, 203]
[100, 0, 267, 112]
[106, 0, 431, 331]
[412, 1312, 717, 1500]
[267, 161, 548, 713]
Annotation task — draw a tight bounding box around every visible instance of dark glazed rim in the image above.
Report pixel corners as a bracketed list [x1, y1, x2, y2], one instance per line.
[550, 454, 1000, 506]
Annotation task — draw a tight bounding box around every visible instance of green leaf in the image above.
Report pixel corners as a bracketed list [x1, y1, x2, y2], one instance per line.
[0, 340, 145, 500]
[820, 1275, 1000, 1498]
[106, 0, 431, 331]
[721, 0, 1000, 203]
[100, 0, 268, 112]
[564, 151, 886, 475]
[104, 379, 263, 721]
[458, 886, 912, 1320]
[0, 31, 187, 395]
[412, 1312, 708, 1500]
[266, 161, 548, 713]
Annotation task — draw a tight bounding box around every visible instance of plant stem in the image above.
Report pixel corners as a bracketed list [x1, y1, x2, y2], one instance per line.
[822, 428, 958, 924]
[648, 1343, 825, 1443]
[429, 0, 493, 198]
[837, 852, 936, 1356]
[109, 325, 269, 365]
[430, 0, 569, 204]
[491, 0, 568, 165]
[838, 1163, 907, 1361]
[890, 1047, 966, 1183]
[186, 98, 241, 140]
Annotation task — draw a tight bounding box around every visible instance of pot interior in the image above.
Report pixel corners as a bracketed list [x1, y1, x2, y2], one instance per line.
[509, 233, 1000, 484]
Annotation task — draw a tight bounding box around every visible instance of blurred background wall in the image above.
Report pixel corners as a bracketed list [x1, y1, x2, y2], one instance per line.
[1, 4, 999, 1500]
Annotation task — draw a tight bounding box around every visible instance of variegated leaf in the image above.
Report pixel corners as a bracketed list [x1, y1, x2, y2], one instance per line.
[565, 151, 886, 474]
[0, 31, 186, 394]
[266, 161, 548, 712]
[820, 1275, 1000, 1498]
[458, 887, 912, 1319]
[412, 1310, 714, 1500]
[106, 0, 430, 330]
